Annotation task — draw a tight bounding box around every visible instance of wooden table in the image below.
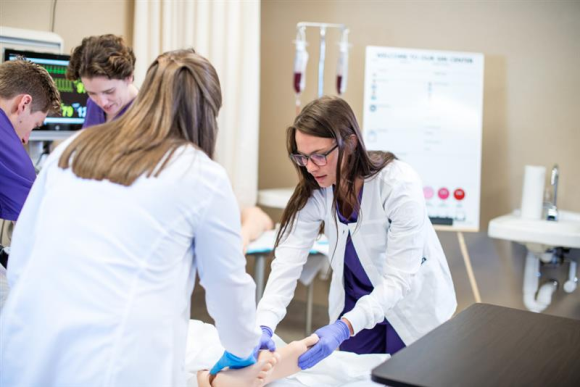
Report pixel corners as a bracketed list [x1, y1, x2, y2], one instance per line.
[371, 303, 580, 387]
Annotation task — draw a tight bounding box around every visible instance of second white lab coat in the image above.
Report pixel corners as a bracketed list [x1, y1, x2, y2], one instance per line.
[257, 160, 457, 346]
[0, 136, 261, 387]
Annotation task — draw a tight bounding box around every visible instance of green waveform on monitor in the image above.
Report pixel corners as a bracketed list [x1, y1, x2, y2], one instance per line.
[55, 78, 73, 93]
[43, 64, 67, 75]
[54, 79, 86, 94]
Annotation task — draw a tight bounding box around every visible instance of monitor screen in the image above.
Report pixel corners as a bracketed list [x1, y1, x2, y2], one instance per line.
[3, 48, 88, 130]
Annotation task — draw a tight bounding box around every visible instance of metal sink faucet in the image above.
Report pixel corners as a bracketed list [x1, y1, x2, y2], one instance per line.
[547, 164, 559, 221]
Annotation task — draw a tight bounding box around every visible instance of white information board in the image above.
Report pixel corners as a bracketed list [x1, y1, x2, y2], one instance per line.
[363, 46, 484, 231]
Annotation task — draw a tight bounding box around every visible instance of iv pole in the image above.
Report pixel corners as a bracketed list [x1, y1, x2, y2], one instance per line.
[295, 22, 349, 105]
[259, 22, 351, 210]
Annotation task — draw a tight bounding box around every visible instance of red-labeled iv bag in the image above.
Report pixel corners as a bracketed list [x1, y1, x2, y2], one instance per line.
[336, 32, 349, 95]
[293, 40, 308, 95]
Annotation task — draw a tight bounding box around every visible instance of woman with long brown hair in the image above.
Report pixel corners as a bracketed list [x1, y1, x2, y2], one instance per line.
[67, 34, 273, 254]
[256, 96, 457, 369]
[0, 49, 265, 386]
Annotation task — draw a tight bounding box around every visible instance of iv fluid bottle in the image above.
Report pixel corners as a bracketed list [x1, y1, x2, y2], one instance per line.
[336, 40, 349, 95]
[294, 72, 302, 94]
[293, 40, 308, 95]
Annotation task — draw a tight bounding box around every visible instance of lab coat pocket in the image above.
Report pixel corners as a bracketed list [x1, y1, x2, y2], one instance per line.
[358, 219, 388, 254]
[352, 220, 388, 283]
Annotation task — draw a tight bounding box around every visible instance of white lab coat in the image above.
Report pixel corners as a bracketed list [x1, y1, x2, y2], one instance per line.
[257, 160, 457, 346]
[0, 136, 261, 387]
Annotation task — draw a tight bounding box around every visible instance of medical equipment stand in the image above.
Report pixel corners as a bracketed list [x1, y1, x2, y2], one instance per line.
[296, 22, 348, 99]
[434, 225, 482, 304]
[298, 254, 327, 335]
[253, 254, 266, 303]
[258, 21, 350, 235]
[247, 252, 325, 335]
[247, 231, 329, 335]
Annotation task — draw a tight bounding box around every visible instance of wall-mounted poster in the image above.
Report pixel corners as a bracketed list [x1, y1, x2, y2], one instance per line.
[363, 46, 484, 231]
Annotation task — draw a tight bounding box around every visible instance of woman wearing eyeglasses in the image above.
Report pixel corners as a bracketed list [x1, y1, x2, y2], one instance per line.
[256, 96, 456, 369]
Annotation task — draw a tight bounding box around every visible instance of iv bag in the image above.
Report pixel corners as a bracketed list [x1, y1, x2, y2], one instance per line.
[293, 40, 309, 94]
[336, 40, 349, 95]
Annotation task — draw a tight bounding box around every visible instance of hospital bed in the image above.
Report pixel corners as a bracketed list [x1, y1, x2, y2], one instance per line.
[246, 230, 329, 335]
[185, 319, 388, 387]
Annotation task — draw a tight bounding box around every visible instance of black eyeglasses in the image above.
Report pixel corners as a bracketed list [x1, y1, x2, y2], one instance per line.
[290, 144, 338, 167]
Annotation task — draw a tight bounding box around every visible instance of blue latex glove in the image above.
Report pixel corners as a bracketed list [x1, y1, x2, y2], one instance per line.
[298, 320, 350, 370]
[210, 349, 257, 375]
[259, 325, 276, 351]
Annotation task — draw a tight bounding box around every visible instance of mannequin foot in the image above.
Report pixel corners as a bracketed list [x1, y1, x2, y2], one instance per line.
[197, 352, 279, 387]
[263, 334, 319, 382]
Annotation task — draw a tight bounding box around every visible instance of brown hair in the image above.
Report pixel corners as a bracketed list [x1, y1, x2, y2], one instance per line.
[66, 34, 135, 81]
[276, 96, 396, 248]
[58, 48, 222, 186]
[0, 58, 61, 113]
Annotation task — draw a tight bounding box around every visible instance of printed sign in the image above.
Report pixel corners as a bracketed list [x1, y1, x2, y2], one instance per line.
[363, 46, 484, 231]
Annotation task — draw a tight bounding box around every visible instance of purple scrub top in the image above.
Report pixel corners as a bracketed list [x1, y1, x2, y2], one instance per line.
[337, 185, 406, 355]
[0, 108, 36, 221]
[82, 98, 134, 128]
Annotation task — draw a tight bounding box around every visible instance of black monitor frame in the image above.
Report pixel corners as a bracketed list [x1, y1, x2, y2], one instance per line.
[3, 48, 87, 131]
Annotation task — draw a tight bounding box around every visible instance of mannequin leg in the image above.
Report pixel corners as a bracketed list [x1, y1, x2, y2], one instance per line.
[197, 334, 319, 387]
[240, 207, 274, 253]
[262, 334, 318, 382]
[196, 355, 278, 387]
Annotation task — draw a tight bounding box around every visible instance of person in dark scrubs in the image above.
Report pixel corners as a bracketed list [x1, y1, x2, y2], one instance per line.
[67, 37, 273, 255]
[66, 34, 138, 128]
[256, 96, 457, 368]
[335, 184, 406, 356]
[0, 58, 60, 224]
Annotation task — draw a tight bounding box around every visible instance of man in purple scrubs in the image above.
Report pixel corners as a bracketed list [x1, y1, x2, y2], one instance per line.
[0, 58, 60, 224]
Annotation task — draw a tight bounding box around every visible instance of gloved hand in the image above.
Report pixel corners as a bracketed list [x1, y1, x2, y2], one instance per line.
[259, 325, 276, 351]
[210, 349, 257, 375]
[297, 319, 351, 370]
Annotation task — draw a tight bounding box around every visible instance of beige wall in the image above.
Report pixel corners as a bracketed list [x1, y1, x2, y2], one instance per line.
[260, 0, 580, 230]
[2, 1, 578, 231]
[0, 0, 134, 53]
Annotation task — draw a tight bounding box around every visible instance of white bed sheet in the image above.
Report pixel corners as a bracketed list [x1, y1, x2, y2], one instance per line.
[185, 320, 389, 387]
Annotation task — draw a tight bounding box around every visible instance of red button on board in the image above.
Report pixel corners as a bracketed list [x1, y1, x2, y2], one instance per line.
[424, 186, 434, 200]
[438, 188, 449, 200]
[454, 188, 465, 201]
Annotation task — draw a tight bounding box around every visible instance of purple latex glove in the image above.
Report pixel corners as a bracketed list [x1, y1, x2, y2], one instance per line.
[297, 320, 350, 370]
[259, 325, 276, 351]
